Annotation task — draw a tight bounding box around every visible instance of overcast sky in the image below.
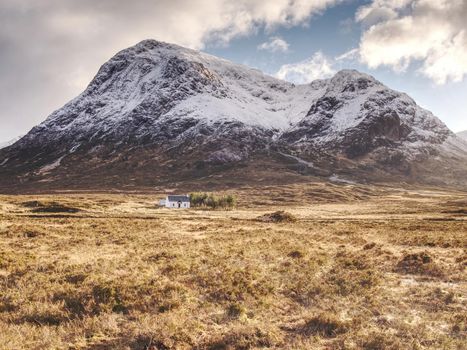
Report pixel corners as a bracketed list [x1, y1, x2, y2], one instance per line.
[1, 0, 466, 143]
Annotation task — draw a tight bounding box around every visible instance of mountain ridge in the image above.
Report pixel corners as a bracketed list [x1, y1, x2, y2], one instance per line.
[1, 39, 466, 192]
[0, 135, 23, 150]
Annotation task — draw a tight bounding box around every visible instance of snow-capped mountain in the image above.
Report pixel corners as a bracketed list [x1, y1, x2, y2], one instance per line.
[281, 70, 449, 156]
[0, 39, 466, 190]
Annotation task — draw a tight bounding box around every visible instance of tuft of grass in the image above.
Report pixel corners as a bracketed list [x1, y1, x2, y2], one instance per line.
[363, 242, 377, 250]
[295, 312, 349, 338]
[358, 331, 404, 350]
[324, 251, 381, 296]
[450, 313, 467, 337]
[207, 325, 281, 350]
[226, 303, 247, 319]
[287, 249, 304, 259]
[23, 230, 42, 238]
[256, 210, 297, 223]
[395, 252, 445, 278]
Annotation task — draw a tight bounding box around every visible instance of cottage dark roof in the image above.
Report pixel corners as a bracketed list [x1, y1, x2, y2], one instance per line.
[167, 195, 190, 202]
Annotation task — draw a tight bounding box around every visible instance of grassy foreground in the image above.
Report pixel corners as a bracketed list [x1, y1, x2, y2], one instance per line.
[0, 184, 466, 349]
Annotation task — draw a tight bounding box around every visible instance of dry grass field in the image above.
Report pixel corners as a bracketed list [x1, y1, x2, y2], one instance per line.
[0, 183, 466, 350]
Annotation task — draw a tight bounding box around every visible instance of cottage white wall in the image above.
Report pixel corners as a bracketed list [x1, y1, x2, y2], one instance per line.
[165, 200, 190, 208]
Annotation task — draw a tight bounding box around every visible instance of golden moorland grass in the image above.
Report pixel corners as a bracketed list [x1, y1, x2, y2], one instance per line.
[0, 183, 465, 350]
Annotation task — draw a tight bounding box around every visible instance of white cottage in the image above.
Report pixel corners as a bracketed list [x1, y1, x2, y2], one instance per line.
[162, 194, 190, 208]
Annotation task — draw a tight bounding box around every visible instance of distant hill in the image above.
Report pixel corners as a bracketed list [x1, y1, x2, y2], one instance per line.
[457, 130, 467, 141]
[1, 39, 466, 192]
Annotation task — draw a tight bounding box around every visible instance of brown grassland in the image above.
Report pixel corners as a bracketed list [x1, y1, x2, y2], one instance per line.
[0, 183, 466, 349]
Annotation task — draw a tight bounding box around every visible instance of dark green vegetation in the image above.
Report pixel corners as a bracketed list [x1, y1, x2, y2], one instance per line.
[190, 192, 236, 209]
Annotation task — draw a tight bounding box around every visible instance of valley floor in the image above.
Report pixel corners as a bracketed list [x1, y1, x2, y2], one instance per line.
[0, 184, 466, 349]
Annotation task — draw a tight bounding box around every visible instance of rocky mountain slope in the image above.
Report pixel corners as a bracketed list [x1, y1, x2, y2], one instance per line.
[0, 135, 23, 150]
[457, 130, 467, 141]
[0, 39, 466, 191]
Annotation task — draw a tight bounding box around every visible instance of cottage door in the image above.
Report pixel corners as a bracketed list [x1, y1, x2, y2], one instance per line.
[178, 201, 181, 208]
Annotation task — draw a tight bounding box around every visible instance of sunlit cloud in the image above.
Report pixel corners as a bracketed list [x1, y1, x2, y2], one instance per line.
[257, 36, 289, 52]
[356, 0, 467, 84]
[275, 51, 336, 84]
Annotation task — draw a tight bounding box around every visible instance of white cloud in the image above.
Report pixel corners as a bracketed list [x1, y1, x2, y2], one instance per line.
[258, 36, 289, 52]
[356, 0, 467, 84]
[275, 52, 336, 84]
[355, 0, 411, 27]
[335, 48, 359, 61]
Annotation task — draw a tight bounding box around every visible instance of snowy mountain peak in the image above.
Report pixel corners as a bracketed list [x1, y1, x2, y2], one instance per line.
[1, 39, 465, 190]
[331, 69, 377, 82]
[6, 39, 454, 146]
[328, 69, 380, 94]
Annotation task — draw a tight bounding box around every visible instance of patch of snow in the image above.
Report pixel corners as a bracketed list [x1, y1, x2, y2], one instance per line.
[278, 151, 314, 168]
[162, 56, 326, 130]
[37, 156, 65, 174]
[0, 158, 9, 166]
[69, 143, 81, 153]
[207, 148, 243, 163]
[329, 174, 357, 184]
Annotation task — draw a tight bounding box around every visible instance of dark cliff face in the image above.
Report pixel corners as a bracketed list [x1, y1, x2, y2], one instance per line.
[279, 70, 451, 161]
[0, 41, 465, 191]
[340, 110, 409, 158]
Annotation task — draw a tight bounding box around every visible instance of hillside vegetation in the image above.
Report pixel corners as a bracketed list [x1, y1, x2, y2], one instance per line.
[189, 192, 236, 209]
[0, 183, 466, 349]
